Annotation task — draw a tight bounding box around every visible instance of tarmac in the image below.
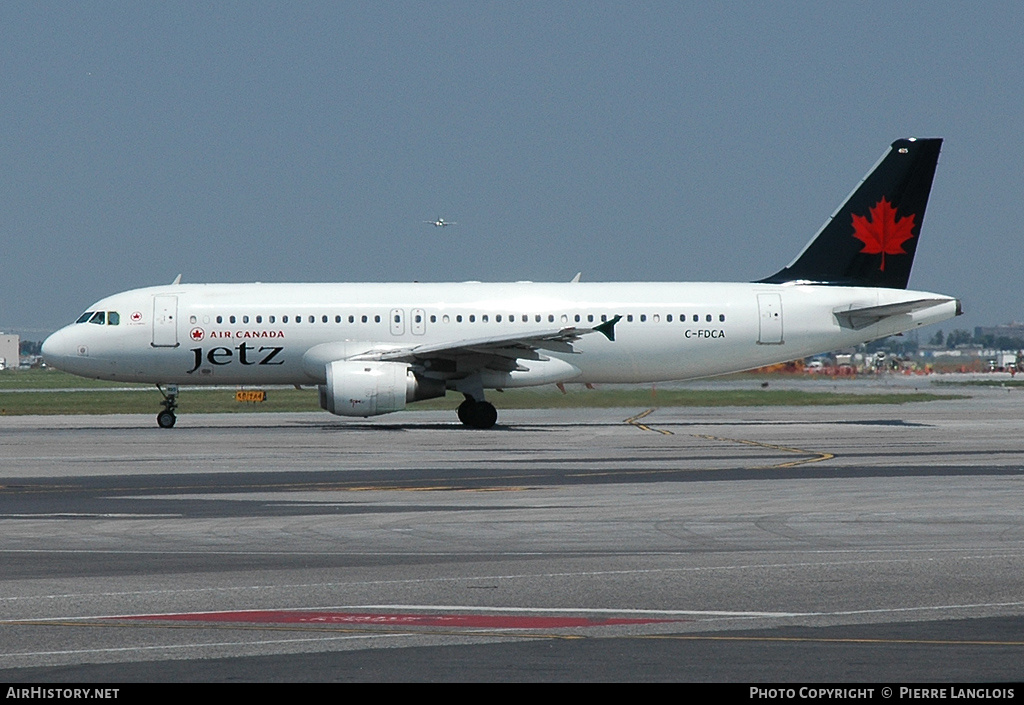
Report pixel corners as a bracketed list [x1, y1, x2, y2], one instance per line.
[0, 378, 1022, 682]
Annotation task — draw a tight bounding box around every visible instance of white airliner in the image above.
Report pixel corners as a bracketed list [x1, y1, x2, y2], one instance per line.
[424, 217, 456, 227]
[42, 138, 960, 429]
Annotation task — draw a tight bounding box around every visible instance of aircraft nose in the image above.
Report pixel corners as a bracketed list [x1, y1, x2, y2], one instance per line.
[41, 327, 76, 370]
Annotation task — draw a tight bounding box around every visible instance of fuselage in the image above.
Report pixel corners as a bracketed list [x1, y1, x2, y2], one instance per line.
[42, 280, 960, 388]
[38, 138, 958, 430]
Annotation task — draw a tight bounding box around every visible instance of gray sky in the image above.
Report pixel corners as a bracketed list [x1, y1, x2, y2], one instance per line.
[2, 2, 1020, 339]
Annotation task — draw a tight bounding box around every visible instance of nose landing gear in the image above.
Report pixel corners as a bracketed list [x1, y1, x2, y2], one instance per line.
[156, 384, 178, 428]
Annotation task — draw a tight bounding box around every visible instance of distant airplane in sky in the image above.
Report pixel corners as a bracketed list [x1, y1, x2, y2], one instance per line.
[42, 138, 959, 429]
[424, 217, 456, 227]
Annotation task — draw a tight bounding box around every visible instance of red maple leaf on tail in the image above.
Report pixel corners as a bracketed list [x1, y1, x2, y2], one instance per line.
[851, 197, 916, 272]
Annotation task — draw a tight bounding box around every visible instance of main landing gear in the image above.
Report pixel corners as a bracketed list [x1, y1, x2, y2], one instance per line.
[457, 395, 498, 429]
[156, 384, 178, 428]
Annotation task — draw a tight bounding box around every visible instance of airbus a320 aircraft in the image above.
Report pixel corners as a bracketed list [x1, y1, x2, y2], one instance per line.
[43, 138, 960, 429]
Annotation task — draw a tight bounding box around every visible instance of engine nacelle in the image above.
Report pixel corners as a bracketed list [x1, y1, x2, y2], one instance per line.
[318, 360, 445, 417]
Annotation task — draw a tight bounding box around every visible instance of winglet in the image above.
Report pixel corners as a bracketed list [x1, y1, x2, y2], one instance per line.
[594, 315, 622, 342]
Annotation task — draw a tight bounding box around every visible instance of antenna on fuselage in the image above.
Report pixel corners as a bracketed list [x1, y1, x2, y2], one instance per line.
[171, 274, 182, 285]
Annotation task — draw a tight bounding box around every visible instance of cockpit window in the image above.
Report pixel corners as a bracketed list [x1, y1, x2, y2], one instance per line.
[76, 310, 121, 325]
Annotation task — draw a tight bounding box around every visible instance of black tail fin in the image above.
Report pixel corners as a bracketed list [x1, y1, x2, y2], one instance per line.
[759, 137, 942, 289]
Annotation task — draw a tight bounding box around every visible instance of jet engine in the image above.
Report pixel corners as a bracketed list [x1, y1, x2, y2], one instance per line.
[318, 360, 445, 417]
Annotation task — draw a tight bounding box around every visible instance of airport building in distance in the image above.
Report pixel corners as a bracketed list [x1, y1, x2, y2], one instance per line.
[0, 334, 20, 370]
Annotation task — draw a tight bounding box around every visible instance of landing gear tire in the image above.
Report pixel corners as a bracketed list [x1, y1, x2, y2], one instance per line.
[457, 399, 498, 429]
[156, 384, 179, 429]
[457, 399, 474, 426]
[474, 401, 497, 429]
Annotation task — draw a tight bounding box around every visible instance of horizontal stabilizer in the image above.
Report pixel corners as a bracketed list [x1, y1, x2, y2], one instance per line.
[833, 298, 957, 330]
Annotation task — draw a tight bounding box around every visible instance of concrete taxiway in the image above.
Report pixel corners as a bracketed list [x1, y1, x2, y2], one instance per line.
[0, 384, 1023, 681]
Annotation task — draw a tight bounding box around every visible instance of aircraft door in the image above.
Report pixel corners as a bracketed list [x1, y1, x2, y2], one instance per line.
[757, 293, 784, 344]
[152, 295, 179, 347]
[411, 308, 426, 335]
[390, 308, 405, 336]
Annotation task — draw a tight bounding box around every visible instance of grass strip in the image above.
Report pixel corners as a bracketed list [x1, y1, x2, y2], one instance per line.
[0, 385, 964, 416]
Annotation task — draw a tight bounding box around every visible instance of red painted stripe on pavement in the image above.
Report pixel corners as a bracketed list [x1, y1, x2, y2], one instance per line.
[112, 610, 680, 628]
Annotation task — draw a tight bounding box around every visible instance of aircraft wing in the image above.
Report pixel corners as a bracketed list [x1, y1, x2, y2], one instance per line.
[833, 298, 957, 330]
[350, 316, 621, 367]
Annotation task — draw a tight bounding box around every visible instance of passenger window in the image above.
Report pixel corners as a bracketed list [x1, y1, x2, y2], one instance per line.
[587, 314, 594, 323]
[667, 314, 673, 322]
[693, 314, 699, 322]
[217, 315, 224, 324]
[269, 316, 275, 324]
[348, 315, 354, 323]
[719, 314, 726, 322]
[706, 314, 712, 322]
[230, 316, 236, 324]
[574, 314, 581, 323]
[469, 315, 475, 323]
[640, 314, 646, 322]
[256, 316, 263, 323]
[627, 314, 634, 322]
[108, 312, 120, 325]
[456, 315, 462, 323]
[535, 315, 541, 322]
[243, 316, 249, 324]
[361, 315, 367, 323]
[548, 315, 555, 323]
[483, 315, 490, 322]
[89, 311, 105, 325]
[189, 315, 197, 324]
[374, 315, 381, 323]
[283, 316, 289, 323]
[496, 315, 501, 322]
[653, 314, 660, 322]
[322, 315, 328, 323]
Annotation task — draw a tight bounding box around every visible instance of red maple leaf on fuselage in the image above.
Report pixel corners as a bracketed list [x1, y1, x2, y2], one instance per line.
[851, 197, 916, 272]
